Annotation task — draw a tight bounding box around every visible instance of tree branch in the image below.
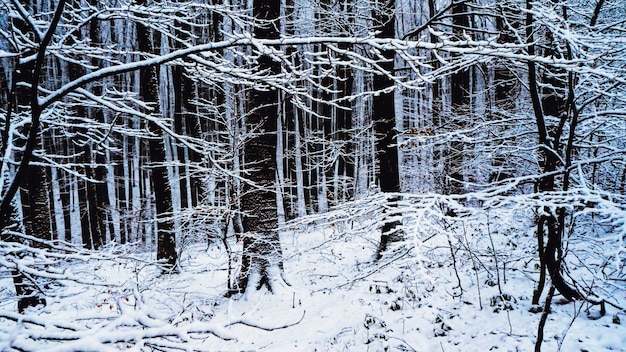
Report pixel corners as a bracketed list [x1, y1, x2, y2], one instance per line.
[226, 310, 306, 331]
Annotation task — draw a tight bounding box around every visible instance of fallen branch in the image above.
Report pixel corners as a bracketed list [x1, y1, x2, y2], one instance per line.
[226, 310, 306, 331]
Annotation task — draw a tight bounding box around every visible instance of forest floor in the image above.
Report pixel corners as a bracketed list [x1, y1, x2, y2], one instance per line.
[1, 199, 625, 351]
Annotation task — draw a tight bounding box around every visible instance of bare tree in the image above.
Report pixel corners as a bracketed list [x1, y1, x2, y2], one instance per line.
[373, 0, 403, 259]
[0, 0, 69, 312]
[234, 0, 288, 294]
[135, 0, 178, 270]
[525, 0, 580, 303]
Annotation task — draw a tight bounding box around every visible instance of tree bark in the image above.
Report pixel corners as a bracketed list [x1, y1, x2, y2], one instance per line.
[87, 0, 110, 247]
[136, 3, 178, 270]
[490, 7, 520, 183]
[20, 162, 53, 245]
[445, 2, 471, 197]
[372, 0, 403, 259]
[7, 34, 49, 315]
[526, 0, 580, 302]
[12, 13, 54, 250]
[171, 7, 204, 211]
[60, 16, 106, 249]
[234, 0, 287, 294]
[0, 0, 69, 312]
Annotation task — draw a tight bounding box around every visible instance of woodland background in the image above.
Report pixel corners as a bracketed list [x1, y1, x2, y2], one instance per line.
[0, 0, 625, 350]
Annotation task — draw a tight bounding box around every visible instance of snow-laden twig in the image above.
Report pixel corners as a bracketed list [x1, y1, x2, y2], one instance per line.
[225, 309, 306, 331]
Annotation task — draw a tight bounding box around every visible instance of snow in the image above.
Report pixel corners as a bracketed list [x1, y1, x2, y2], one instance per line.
[0, 50, 18, 58]
[0, 195, 625, 351]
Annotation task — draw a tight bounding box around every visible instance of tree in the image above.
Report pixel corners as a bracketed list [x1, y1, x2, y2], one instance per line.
[525, 0, 580, 303]
[11, 0, 55, 250]
[83, 0, 111, 248]
[372, 0, 403, 258]
[488, 3, 520, 183]
[445, 1, 471, 197]
[66, 1, 109, 249]
[0, 0, 70, 312]
[135, 0, 178, 270]
[234, 0, 288, 294]
[0, 0, 219, 307]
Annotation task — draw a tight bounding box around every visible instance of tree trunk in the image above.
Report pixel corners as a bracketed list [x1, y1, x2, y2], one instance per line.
[526, 0, 580, 302]
[171, 7, 203, 211]
[428, 0, 444, 194]
[87, 3, 110, 247]
[372, 0, 402, 259]
[136, 4, 177, 270]
[63, 22, 106, 249]
[0, 0, 69, 312]
[234, 0, 287, 295]
[172, 65, 194, 210]
[20, 162, 53, 244]
[293, 109, 307, 218]
[3, 198, 47, 313]
[445, 2, 471, 197]
[82, 151, 106, 249]
[9, 44, 49, 313]
[12, 22, 54, 249]
[490, 7, 520, 183]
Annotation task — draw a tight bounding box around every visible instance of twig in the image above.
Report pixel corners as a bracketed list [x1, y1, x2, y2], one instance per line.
[486, 212, 503, 296]
[535, 285, 556, 352]
[226, 310, 306, 331]
[557, 301, 583, 351]
[318, 246, 414, 292]
[461, 223, 482, 309]
[387, 335, 417, 352]
[0, 311, 79, 331]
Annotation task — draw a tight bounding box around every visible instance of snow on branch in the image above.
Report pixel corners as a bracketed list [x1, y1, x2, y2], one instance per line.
[37, 33, 588, 110]
[0, 238, 309, 350]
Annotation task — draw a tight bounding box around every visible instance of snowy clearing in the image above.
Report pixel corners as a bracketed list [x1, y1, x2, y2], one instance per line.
[1, 195, 624, 351]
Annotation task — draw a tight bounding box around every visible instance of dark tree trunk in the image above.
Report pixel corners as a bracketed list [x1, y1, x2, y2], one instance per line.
[372, 0, 402, 259]
[0, 0, 69, 311]
[4, 201, 47, 313]
[87, 0, 110, 248]
[11, 18, 54, 249]
[20, 163, 53, 244]
[490, 7, 520, 183]
[526, 0, 580, 302]
[445, 2, 471, 197]
[81, 152, 106, 249]
[172, 8, 204, 210]
[234, 0, 286, 295]
[11, 44, 49, 313]
[172, 65, 192, 209]
[65, 49, 105, 249]
[428, 0, 444, 193]
[334, 50, 354, 203]
[136, 4, 177, 270]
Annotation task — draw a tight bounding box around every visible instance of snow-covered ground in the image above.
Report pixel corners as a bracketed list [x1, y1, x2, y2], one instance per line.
[1, 196, 624, 351]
